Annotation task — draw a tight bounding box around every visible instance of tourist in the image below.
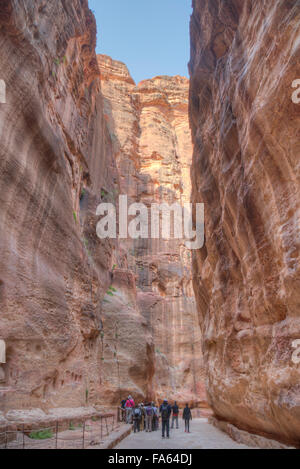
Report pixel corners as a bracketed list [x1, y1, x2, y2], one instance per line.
[160, 399, 172, 438]
[152, 402, 159, 431]
[183, 403, 192, 433]
[120, 398, 127, 422]
[133, 405, 142, 433]
[145, 402, 154, 432]
[125, 395, 135, 424]
[171, 401, 179, 429]
[121, 398, 126, 409]
[139, 403, 146, 431]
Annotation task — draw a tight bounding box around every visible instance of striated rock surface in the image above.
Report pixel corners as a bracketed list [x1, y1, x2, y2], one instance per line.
[100, 269, 154, 404]
[190, 0, 300, 446]
[99, 55, 206, 406]
[0, 0, 119, 411]
[0, 1, 205, 413]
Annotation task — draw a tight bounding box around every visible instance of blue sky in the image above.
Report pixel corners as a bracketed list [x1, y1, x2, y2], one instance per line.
[89, 0, 192, 84]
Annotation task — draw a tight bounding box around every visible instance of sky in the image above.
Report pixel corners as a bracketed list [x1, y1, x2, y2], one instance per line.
[89, 0, 193, 84]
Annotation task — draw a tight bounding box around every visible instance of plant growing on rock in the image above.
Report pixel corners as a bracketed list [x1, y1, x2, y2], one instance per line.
[106, 286, 117, 296]
[29, 429, 53, 440]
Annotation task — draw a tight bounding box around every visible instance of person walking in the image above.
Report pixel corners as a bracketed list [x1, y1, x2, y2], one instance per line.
[125, 395, 135, 424]
[171, 401, 179, 429]
[140, 403, 146, 431]
[133, 405, 142, 433]
[120, 399, 126, 409]
[160, 399, 172, 438]
[120, 399, 126, 422]
[183, 404, 192, 433]
[152, 403, 158, 431]
[145, 403, 154, 432]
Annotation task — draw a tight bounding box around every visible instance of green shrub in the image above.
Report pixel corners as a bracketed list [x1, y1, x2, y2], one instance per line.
[29, 429, 53, 440]
[106, 286, 117, 296]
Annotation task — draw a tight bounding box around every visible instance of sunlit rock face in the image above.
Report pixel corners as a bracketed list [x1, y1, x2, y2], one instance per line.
[100, 269, 155, 405]
[99, 55, 207, 407]
[190, 0, 300, 445]
[0, 0, 205, 414]
[0, 0, 118, 410]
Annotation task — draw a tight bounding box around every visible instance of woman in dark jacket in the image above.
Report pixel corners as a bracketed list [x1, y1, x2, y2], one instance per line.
[183, 404, 192, 433]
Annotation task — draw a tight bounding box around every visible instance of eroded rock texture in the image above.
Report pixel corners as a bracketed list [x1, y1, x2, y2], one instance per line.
[0, 1, 205, 413]
[99, 55, 206, 406]
[190, 0, 300, 445]
[0, 0, 120, 410]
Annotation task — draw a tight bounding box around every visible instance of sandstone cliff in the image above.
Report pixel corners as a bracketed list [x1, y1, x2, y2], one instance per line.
[190, 0, 300, 446]
[99, 55, 206, 406]
[0, 0, 119, 410]
[0, 1, 206, 414]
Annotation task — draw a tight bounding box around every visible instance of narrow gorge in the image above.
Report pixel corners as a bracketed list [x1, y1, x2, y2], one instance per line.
[0, 0, 299, 449]
[0, 0, 205, 415]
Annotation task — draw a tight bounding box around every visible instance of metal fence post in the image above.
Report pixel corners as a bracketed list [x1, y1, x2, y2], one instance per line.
[82, 421, 85, 449]
[55, 421, 58, 449]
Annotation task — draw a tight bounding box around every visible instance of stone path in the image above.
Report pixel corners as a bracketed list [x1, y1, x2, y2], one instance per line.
[116, 418, 253, 449]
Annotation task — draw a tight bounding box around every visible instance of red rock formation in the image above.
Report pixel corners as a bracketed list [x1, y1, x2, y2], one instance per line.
[0, 1, 205, 413]
[190, 0, 300, 446]
[0, 0, 118, 410]
[99, 55, 206, 407]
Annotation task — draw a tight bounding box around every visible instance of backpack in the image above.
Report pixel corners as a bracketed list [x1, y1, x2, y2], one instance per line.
[161, 404, 169, 420]
[146, 406, 153, 416]
[134, 408, 141, 419]
[173, 405, 179, 414]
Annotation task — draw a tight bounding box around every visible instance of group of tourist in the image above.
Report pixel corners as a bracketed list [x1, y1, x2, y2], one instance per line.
[120, 396, 193, 438]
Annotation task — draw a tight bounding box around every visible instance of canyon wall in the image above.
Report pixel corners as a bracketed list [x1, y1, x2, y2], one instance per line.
[0, 0, 121, 411]
[190, 0, 300, 445]
[0, 0, 205, 413]
[99, 55, 206, 406]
